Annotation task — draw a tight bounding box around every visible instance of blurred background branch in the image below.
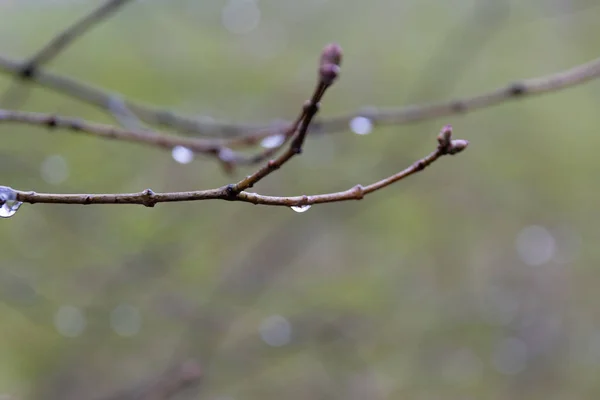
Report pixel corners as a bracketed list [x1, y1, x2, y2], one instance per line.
[19, 0, 134, 74]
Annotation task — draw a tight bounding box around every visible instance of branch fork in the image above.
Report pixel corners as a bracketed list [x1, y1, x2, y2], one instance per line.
[1, 42, 469, 212]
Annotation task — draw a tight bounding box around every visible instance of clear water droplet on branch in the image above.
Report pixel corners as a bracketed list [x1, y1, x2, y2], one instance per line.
[290, 205, 311, 213]
[350, 116, 373, 135]
[0, 200, 22, 218]
[0, 186, 21, 218]
[260, 134, 285, 149]
[172, 146, 194, 164]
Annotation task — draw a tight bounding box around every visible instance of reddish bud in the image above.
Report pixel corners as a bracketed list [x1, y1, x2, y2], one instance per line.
[437, 124, 452, 147]
[319, 63, 340, 85]
[320, 43, 343, 67]
[448, 139, 469, 154]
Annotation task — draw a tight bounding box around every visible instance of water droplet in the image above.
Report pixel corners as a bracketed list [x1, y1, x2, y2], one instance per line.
[259, 315, 292, 347]
[291, 205, 311, 213]
[110, 304, 142, 337]
[0, 200, 22, 218]
[54, 305, 86, 338]
[219, 148, 236, 163]
[171, 146, 194, 164]
[40, 154, 69, 184]
[350, 116, 373, 135]
[260, 134, 285, 149]
[515, 225, 555, 266]
[0, 186, 21, 218]
[222, 0, 261, 35]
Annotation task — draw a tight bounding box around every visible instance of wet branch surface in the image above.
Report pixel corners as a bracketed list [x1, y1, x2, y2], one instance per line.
[0, 0, 598, 213]
[10, 123, 468, 208]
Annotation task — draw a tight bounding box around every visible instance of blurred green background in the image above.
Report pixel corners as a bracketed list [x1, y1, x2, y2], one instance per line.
[1, 0, 600, 399]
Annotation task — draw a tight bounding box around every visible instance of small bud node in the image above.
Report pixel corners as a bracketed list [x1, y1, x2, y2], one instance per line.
[319, 63, 340, 85]
[448, 139, 469, 155]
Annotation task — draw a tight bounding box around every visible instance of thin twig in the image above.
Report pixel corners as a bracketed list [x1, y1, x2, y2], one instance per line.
[231, 83, 329, 192]
[0, 54, 258, 137]
[230, 44, 342, 192]
[3, 0, 142, 130]
[317, 55, 600, 132]
[0, 46, 341, 171]
[10, 125, 468, 208]
[20, 0, 134, 76]
[0, 108, 297, 168]
[1, 52, 599, 137]
[0, 108, 220, 156]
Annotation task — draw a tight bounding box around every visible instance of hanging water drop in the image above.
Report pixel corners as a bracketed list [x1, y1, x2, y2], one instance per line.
[349, 116, 373, 135]
[0, 186, 21, 219]
[0, 200, 22, 218]
[171, 146, 194, 164]
[290, 205, 311, 213]
[260, 134, 285, 149]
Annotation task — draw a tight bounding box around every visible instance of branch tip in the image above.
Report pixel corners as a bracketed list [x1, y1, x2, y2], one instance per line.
[448, 139, 469, 155]
[320, 43, 343, 67]
[0, 185, 17, 206]
[319, 43, 342, 85]
[437, 124, 453, 148]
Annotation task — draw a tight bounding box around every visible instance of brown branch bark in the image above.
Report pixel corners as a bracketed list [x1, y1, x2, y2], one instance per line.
[0, 54, 258, 138]
[0, 108, 255, 165]
[2, 44, 471, 211]
[7, 125, 467, 209]
[1, 52, 599, 138]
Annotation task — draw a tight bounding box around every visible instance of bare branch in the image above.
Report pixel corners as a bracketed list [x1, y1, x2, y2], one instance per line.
[0, 54, 258, 137]
[0, 108, 296, 168]
[0, 107, 317, 172]
[2, 0, 142, 130]
[317, 55, 600, 132]
[8, 125, 467, 209]
[19, 0, 134, 77]
[0, 45, 339, 172]
[1, 50, 599, 138]
[0, 108, 227, 158]
[231, 44, 343, 193]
